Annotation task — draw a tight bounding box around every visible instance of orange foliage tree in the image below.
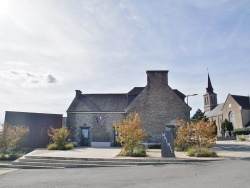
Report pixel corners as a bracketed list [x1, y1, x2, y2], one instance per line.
[48, 127, 70, 150]
[0, 123, 29, 153]
[113, 113, 146, 156]
[175, 119, 217, 151]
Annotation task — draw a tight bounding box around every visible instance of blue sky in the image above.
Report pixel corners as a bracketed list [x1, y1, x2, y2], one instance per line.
[0, 0, 250, 123]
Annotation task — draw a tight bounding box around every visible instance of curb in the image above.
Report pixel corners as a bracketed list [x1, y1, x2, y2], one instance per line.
[0, 156, 226, 169]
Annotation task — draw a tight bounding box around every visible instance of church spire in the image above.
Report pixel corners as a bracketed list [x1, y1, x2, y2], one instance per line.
[206, 73, 214, 94]
[204, 71, 217, 112]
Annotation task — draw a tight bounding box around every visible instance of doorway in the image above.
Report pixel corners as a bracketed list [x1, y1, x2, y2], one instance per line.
[80, 127, 90, 146]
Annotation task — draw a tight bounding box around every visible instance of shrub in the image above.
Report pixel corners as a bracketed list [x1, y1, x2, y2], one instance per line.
[0, 150, 27, 160]
[65, 143, 74, 150]
[48, 127, 71, 150]
[232, 128, 250, 136]
[118, 145, 146, 157]
[132, 145, 146, 157]
[221, 119, 234, 136]
[0, 123, 29, 154]
[187, 147, 196, 157]
[47, 143, 58, 150]
[237, 135, 246, 141]
[114, 113, 146, 156]
[47, 142, 74, 150]
[118, 150, 128, 156]
[187, 147, 217, 157]
[195, 148, 217, 157]
[175, 119, 217, 151]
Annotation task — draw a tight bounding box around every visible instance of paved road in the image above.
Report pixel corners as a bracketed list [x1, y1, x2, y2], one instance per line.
[1, 159, 250, 188]
[213, 141, 250, 158]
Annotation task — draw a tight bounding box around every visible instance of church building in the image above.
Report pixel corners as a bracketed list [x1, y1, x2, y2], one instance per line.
[204, 73, 250, 135]
[66, 70, 191, 147]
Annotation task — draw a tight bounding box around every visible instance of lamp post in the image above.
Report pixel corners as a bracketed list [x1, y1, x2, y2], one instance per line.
[186, 94, 198, 122]
[186, 94, 198, 105]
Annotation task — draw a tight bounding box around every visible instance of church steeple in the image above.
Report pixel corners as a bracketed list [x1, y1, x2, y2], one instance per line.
[204, 72, 217, 112]
[206, 73, 214, 93]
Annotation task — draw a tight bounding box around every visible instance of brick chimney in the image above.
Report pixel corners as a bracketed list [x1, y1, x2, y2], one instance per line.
[75, 90, 82, 97]
[146, 70, 169, 87]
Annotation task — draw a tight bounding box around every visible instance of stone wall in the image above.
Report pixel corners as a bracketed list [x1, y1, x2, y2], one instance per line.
[222, 95, 243, 129]
[67, 112, 126, 146]
[208, 115, 223, 135]
[127, 71, 190, 140]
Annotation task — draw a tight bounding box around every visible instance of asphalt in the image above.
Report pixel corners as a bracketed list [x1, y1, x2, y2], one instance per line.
[1, 140, 250, 173]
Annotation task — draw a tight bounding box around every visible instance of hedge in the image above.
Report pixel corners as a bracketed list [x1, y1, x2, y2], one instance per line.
[232, 128, 250, 136]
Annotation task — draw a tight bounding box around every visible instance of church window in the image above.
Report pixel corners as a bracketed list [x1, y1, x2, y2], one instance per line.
[229, 111, 235, 127]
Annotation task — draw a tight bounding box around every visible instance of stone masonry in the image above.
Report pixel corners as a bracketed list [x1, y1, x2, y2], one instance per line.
[66, 70, 190, 146]
[126, 71, 190, 140]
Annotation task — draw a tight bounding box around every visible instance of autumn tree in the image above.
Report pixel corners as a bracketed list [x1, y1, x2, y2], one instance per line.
[48, 127, 70, 150]
[175, 119, 217, 151]
[0, 123, 30, 154]
[113, 113, 146, 156]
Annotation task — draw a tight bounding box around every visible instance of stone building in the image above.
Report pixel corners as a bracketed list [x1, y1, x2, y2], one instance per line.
[204, 74, 250, 135]
[66, 70, 191, 147]
[222, 94, 250, 129]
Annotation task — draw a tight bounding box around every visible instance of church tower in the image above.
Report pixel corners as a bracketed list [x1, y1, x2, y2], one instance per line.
[204, 73, 217, 112]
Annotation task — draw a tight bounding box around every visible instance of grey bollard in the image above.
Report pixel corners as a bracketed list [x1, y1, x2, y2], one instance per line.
[161, 130, 175, 158]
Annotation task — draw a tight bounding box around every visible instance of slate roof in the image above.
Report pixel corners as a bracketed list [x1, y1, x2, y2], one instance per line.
[67, 94, 128, 112]
[173, 89, 186, 100]
[128, 87, 145, 95]
[206, 73, 214, 94]
[128, 87, 185, 98]
[67, 88, 187, 112]
[205, 103, 224, 118]
[245, 120, 250, 127]
[231, 95, 250, 109]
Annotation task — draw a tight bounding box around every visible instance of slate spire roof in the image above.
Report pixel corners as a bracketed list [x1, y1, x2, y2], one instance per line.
[206, 73, 214, 94]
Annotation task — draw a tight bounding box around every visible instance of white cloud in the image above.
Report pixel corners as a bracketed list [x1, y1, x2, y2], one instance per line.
[0, 0, 249, 122]
[0, 69, 59, 88]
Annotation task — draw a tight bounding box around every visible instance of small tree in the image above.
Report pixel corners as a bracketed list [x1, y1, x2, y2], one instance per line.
[175, 119, 217, 151]
[191, 109, 208, 122]
[221, 119, 234, 136]
[48, 127, 70, 150]
[113, 113, 146, 156]
[0, 123, 29, 154]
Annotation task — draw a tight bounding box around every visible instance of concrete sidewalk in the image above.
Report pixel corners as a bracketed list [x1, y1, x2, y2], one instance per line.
[23, 140, 250, 160]
[16, 146, 223, 162]
[1, 140, 250, 170]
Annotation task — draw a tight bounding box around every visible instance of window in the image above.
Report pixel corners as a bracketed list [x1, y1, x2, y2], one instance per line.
[229, 111, 235, 127]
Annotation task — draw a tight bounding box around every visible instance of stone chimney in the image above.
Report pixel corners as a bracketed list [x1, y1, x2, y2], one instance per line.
[75, 90, 82, 97]
[146, 70, 169, 87]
